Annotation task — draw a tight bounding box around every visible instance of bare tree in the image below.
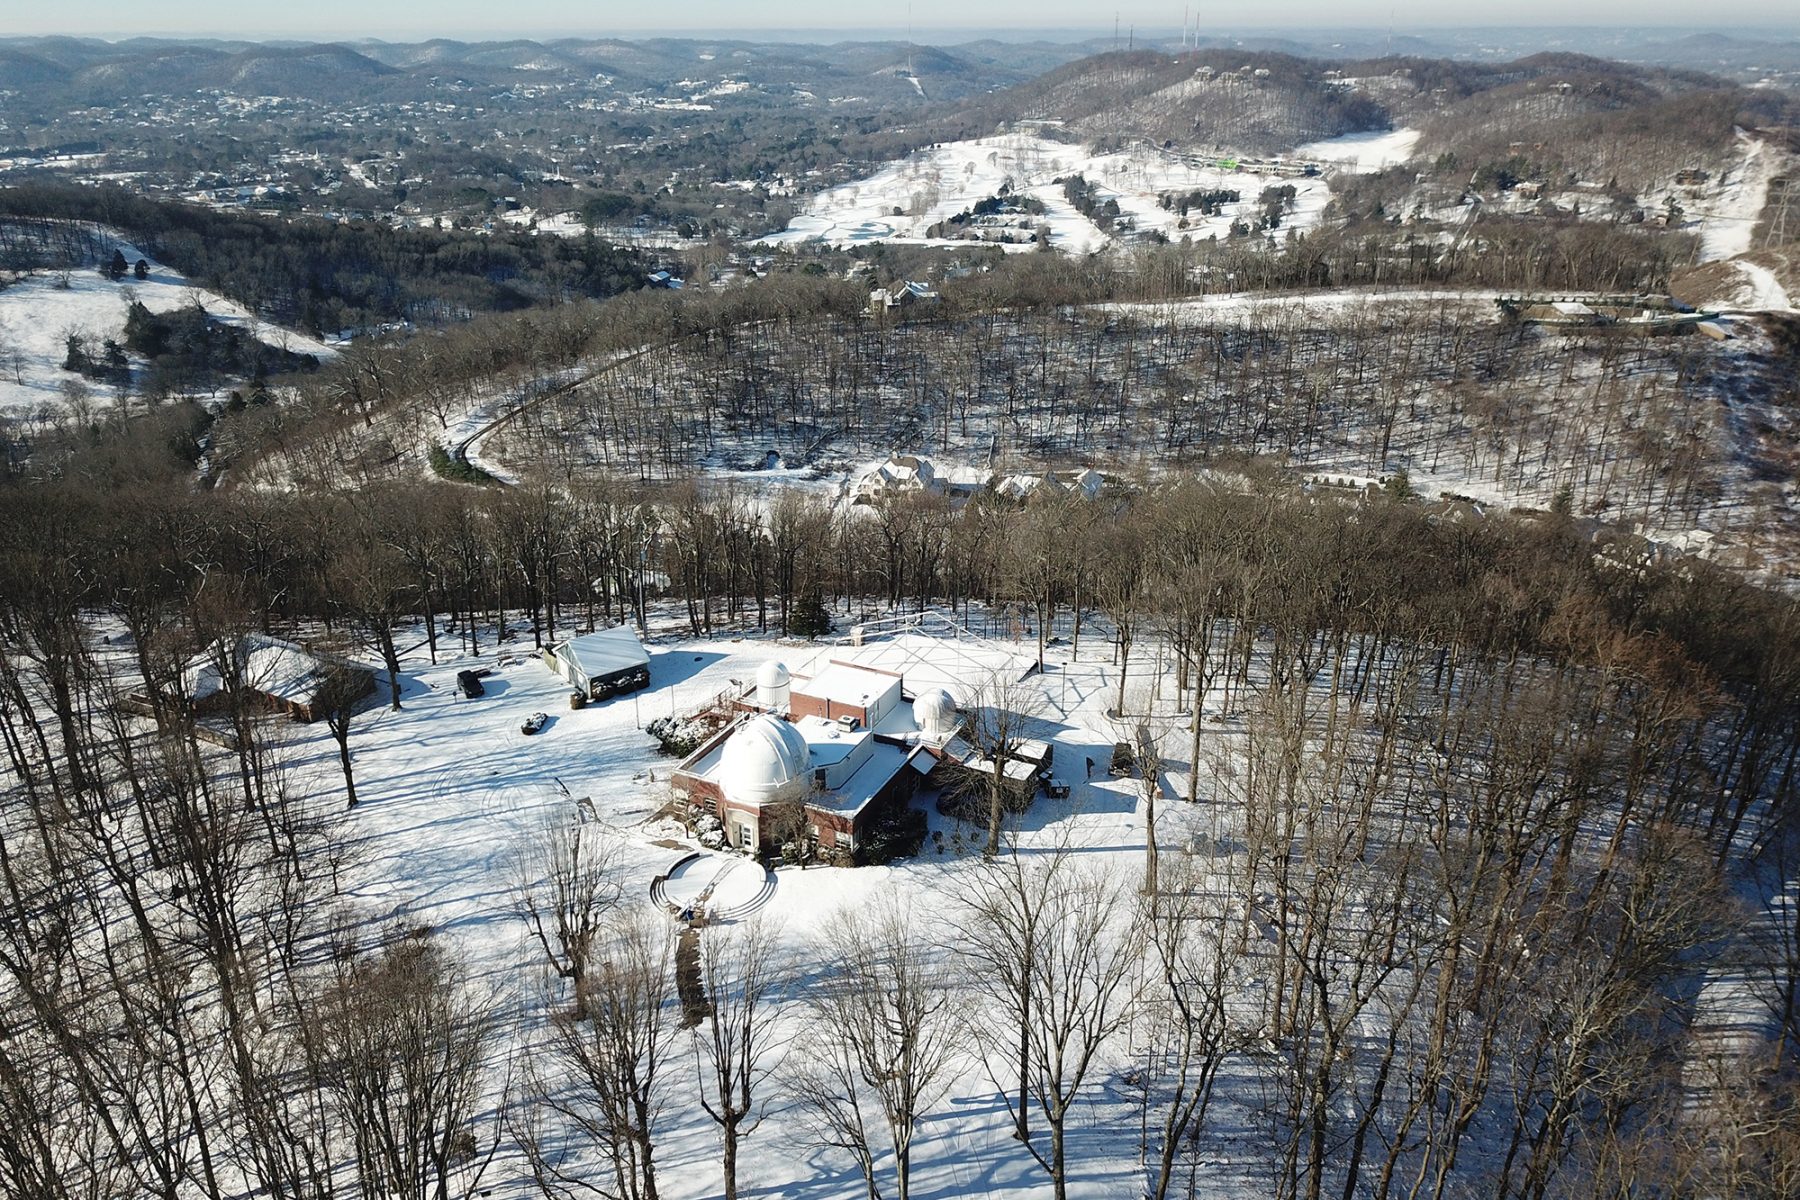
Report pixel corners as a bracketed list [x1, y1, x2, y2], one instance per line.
[536, 910, 679, 1200]
[788, 1029, 882, 1200]
[956, 671, 1048, 858]
[1113, 700, 1166, 896]
[314, 663, 367, 809]
[322, 496, 419, 710]
[1138, 853, 1251, 1200]
[312, 930, 499, 1200]
[957, 846, 1138, 1200]
[693, 917, 791, 1200]
[805, 898, 961, 1200]
[511, 811, 624, 1019]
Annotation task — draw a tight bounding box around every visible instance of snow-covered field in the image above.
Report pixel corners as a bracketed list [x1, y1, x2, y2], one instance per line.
[1293, 126, 1421, 172]
[500, 206, 588, 237]
[0, 235, 335, 420]
[763, 132, 1332, 252]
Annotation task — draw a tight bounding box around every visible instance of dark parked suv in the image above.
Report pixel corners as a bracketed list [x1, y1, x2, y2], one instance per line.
[455, 669, 485, 699]
[1109, 740, 1136, 777]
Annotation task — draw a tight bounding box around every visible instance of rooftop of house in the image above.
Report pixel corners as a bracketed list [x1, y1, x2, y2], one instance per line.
[795, 661, 902, 714]
[795, 714, 875, 772]
[184, 632, 364, 705]
[804, 740, 919, 818]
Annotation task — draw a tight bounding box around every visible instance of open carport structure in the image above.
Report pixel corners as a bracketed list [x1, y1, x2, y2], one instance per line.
[542, 625, 651, 700]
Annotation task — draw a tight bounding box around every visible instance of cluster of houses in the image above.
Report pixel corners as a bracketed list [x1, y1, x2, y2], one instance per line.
[154, 615, 1066, 870]
[852, 453, 1107, 507]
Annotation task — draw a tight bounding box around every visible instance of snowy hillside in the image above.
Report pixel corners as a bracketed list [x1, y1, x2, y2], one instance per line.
[0, 234, 336, 420]
[1294, 127, 1421, 172]
[763, 132, 1331, 253]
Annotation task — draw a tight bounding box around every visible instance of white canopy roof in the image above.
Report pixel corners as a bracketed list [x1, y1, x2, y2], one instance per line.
[554, 626, 649, 681]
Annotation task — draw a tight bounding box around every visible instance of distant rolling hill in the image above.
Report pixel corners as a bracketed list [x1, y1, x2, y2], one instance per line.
[0, 34, 1057, 108]
[952, 50, 1390, 154]
[948, 46, 1796, 181]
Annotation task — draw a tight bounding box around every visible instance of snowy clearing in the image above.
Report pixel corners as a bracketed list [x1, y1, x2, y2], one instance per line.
[1292, 126, 1421, 172]
[0, 234, 335, 419]
[1732, 260, 1795, 312]
[282, 613, 1176, 1199]
[1696, 130, 1782, 264]
[763, 132, 1331, 252]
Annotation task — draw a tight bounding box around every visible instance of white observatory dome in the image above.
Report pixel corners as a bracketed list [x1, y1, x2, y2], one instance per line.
[718, 714, 809, 806]
[754, 660, 792, 711]
[912, 687, 958, 739]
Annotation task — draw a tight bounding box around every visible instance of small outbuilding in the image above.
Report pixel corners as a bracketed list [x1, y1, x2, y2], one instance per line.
[544, 626, 651, 700]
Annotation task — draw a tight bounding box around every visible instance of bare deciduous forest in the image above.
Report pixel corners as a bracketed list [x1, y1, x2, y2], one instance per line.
[4, 24, 1800, 1200]
[6, 437, 1800, 1195]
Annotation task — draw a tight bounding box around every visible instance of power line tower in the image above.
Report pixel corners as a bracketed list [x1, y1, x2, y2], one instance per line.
[1765, 168, 1793, 250]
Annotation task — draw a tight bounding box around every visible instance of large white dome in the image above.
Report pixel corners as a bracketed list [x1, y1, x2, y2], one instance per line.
[913, 687, 958, 738]
[718, 714, 809, 806]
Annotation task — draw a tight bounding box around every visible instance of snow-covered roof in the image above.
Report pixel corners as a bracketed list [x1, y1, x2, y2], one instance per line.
[853, 454, 991, 500]
[795, 714, 878, 787]
[967, 755, 1040, 783]
[1067, 467, 1105, 498]
[184, 633, 358, 706]
[817, 633, 1037, 706]
[552, 626, 649, 681]
[806, 740, 912, 818]
[795, 661, 901, 714]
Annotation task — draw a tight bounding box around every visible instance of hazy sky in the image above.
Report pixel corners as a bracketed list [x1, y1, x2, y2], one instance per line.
[9, 0, 1800, 40]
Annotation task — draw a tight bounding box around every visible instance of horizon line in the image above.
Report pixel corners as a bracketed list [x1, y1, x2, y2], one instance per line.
[7, 21, 1800, 44]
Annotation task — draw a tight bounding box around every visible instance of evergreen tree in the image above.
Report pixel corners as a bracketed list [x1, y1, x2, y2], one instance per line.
[788, 593, 832, 639]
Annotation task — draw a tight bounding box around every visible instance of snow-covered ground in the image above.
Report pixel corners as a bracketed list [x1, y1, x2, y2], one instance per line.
[0, 234, 335, 420]
[1732, 260, 1795, 312]
[1697, 130, 1782, 264]
[1293, 127, 1421, 172]
[763, 132, 1332, 252]
[500, 206, 588, 237]
[283, 612, 1178, 1199]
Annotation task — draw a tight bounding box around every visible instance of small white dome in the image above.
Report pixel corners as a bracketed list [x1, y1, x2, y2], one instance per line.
[913, 688, 958, 738]
[755, 660, 790, 689]
[718, 715, 809, 806]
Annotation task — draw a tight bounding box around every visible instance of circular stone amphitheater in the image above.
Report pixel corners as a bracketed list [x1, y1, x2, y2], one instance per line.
[650, 852, 776, 923]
